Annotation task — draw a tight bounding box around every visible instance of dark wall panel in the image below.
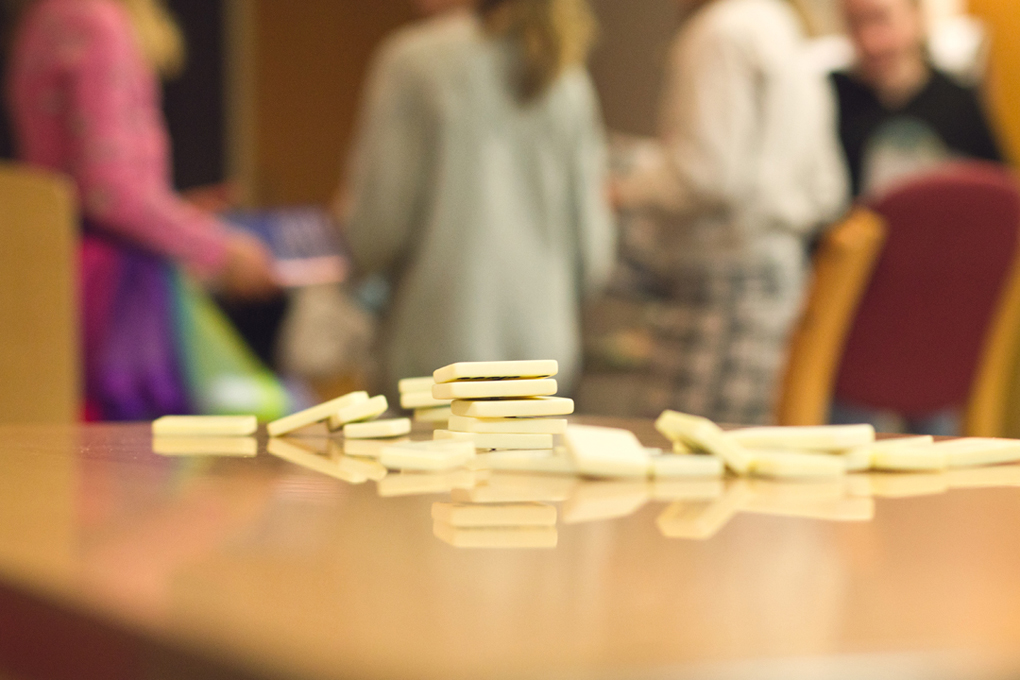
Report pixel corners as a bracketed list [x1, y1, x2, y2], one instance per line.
[0, 0, 226, 192]
[163, 0, 226, 190]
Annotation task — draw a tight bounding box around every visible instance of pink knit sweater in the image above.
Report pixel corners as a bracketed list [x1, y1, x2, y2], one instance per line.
[7, 0, 230, 273]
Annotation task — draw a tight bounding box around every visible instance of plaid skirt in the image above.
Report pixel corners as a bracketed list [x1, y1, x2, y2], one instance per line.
[580, 259, 805, 425]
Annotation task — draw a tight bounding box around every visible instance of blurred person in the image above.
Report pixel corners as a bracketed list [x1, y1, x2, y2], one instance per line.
[7, 0, 282, 420]
[834, 0, 1002, 197]
[341, 0, 615, 390]
[581, 0, 847, 424]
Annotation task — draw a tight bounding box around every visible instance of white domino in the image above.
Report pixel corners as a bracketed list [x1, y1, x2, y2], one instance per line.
[650, 454, 725, 479]
[343, 437, 408, 458]
[842, 446, 875, 472]
[343, 418, 412, 440]
[433, 360, 558, 384]
[750, 451, 846, 479]
[379, 440, 476, 471]
[434, 429, 477, 442]
[152, 415, 257, 437]
[432, 523, 558, 549]
[267, 391, 369, 436]
[727, 424, 876, 452]
[842, 435, 934, 472]
[564, 425, 651, 478]
[451, 397, 574, 419]
[327, 395, 388, 431]
[398, 376, 436, 393]
[152, 437, 257, 457]
[432, 379, 558, 401]
[468, 432, 555, 451]
[431, 502, 557, 527]
[655, 411, 754, 475]
[448, 415, 567, 435]
[872, 446, 948, 472]
[935, 437, 1020, 468]
[436, 429, 555, 450]
[415, 406, 453, 423]
[400, 391, 451, 410]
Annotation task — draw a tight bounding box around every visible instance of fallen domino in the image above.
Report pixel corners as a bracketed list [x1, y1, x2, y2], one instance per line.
[327, 395, 388, 431]
[267, 391, 368, 437]
[153, 415, 257, 437]
[934, 437, 1020, 468]
[564, 425, 650, 478]
[655, 411, 754, 475]
[749, 450, 847, 479]
[152, 436, 257, 457]
[343, 418, 412, 440]
[379, 440, 476, 472]
[727, 424, 875, 452]
[398, 376, 436, 393]
[400, 391, 451, 410]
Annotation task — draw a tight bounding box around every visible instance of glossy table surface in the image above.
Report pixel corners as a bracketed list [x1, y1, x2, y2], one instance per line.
[3, 420, 1020, 680]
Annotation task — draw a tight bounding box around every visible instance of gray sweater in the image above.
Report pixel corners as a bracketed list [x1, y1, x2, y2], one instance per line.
[345, 11, 615, 390]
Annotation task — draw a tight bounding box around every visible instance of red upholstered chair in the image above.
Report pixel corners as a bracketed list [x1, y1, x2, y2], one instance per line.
[833, 162, 1020, 436]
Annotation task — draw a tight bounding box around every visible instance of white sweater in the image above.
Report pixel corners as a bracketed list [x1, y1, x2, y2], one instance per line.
[615, 0, 848, 279]
[345, 11, 616, 389]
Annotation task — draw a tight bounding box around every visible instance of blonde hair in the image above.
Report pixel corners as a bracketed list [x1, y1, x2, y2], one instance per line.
[481, 0, 597, 102]
[116, 0, 186, 78]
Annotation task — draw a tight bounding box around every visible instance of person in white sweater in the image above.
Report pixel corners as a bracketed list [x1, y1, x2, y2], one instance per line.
[580, 0, 848, 424]
[341, 0, 615, 391]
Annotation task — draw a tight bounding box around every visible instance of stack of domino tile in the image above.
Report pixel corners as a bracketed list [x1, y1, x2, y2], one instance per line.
[266, 390, 411, 441]
[398, 376, 451, 423]
[430, 360, 574, 451]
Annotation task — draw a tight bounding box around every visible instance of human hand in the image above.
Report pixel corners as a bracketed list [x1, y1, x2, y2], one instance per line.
[215, 232, 282, 300]
[183, 182, 240, 214]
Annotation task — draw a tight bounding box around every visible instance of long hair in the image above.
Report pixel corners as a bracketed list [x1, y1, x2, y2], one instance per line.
[5, 0, 185, 77]
[117, 0, 186, 78]
[480, 0, 597, 102]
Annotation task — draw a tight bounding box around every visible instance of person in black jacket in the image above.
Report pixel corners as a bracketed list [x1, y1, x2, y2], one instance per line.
[833, 0, 1002, 197]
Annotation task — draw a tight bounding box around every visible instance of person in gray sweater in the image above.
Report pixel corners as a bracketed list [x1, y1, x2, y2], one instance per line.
[341, 0, 616, 392]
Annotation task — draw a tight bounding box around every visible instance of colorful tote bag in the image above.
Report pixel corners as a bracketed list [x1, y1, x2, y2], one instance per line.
[81, 232, 289, 422]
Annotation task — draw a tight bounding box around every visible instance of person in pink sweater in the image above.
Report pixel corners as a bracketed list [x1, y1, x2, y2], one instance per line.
[7, 0, 279, 419]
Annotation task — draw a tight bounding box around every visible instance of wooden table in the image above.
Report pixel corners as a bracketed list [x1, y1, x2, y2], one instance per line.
[2, 420, 1020, 680]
